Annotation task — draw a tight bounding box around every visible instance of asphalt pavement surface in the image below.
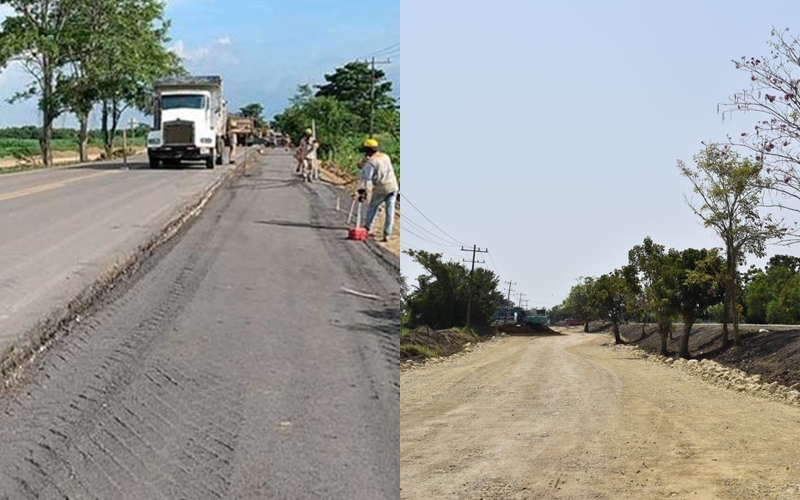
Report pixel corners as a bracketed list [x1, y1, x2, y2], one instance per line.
[0, 150, 400, 499]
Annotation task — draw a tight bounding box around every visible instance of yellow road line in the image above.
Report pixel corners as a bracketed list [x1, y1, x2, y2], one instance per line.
[0, 170, 119, 202]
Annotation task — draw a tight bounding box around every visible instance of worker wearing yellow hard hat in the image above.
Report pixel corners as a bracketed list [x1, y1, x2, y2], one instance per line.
[357, 137, 398, 242]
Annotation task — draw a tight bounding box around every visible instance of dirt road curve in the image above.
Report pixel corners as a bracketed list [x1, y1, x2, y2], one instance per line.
[401, 328, 800, 499]
[0, 151, 399, 499]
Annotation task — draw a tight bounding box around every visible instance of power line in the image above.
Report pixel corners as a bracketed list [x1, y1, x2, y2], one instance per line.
[400, 193, 466, 246]
[487, 251, 501, 278]
[366, 42, 399, 58]
[399, 213, 461, 247]
[402, 226, 462, 260]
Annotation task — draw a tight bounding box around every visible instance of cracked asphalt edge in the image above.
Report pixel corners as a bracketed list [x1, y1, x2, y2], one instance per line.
[0, 155, 253, 392]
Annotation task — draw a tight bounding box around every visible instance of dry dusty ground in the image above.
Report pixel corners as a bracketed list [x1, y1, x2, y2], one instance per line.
[401, 327, 800, 499]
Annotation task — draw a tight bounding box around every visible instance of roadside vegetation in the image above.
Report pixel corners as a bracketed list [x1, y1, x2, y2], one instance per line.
[0, 0, 184, 167]
[272, 61, 400, 180]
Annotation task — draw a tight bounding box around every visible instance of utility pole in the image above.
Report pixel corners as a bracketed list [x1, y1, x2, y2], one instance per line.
[517, 292, 526, 322]
[367, 56, 391, 137]
[461, 244, 488, 329]
[504, 280, 516, 324]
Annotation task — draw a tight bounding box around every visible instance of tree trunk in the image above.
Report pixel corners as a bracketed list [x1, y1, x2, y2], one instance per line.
[102, 101, 112, 158]
[40, 56, 54, 168]
[679, 314, 694, 359]
[583, 321, 589, 333]
[732, 278, 741, 346]
[78, 113, 89, 163]
[657, 313, 670, 356]
[613, 320, 621, 344]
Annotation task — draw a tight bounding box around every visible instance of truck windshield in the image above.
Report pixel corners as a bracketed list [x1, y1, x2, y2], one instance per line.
[161, 95, 205, 110]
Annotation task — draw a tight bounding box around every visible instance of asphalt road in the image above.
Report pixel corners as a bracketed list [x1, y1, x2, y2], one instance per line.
[0, 154, 240, 360]
[0, 150, 400, 499]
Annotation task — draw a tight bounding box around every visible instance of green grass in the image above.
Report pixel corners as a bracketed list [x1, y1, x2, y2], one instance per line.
[401, 326, 412, 337]
[0, 137, 147, 158]
[328, 133, 400, 182]
[400, 344, 437, 358]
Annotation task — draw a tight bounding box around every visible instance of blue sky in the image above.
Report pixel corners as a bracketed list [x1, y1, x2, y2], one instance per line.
[0, 0, 399, 128]
[400, 0, 800, 311]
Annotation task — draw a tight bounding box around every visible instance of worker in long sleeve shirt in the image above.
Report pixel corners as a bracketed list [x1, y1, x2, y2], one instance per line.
[357, 138, 399, 242]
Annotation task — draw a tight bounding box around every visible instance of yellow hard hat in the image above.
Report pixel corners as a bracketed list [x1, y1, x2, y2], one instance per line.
[304, 128, 313, 135]
[363, 138, 379, 148]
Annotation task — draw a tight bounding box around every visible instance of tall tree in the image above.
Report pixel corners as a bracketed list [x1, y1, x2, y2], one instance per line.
[722, 27, 800, 232]
[314, 60, 397, 133]
[678, 143, 785, 346]
[628, 237, 671, 339]
[0, 0, 82, 167]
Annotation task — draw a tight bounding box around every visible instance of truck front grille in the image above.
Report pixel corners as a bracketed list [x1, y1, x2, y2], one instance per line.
[163, 120, 194, 145]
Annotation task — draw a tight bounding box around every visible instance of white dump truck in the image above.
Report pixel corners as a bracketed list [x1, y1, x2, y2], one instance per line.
[147, 75, 228, 169]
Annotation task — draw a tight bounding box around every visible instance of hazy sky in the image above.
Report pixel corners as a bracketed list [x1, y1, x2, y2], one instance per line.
[0, 0, 400, 128]
[401, 0, 800, 310]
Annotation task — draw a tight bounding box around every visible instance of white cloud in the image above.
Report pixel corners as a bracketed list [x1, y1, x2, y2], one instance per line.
[170, 37, 234, 63]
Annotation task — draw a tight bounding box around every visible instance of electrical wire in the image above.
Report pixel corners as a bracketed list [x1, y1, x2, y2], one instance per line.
[402, 226, 462, 260]
[399, 193, 466, 246]
[399, 213, 462, 247]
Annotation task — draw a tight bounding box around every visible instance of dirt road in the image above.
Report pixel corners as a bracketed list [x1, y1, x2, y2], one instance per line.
[0, 151, 399, 499]
[401, 328, 800, 499]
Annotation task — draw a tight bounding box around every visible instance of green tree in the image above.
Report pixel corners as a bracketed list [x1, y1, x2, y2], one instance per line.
[590, 270, 630, 344]
[402, 249, 502, 330]
[678, 143, 785, 347]
[564, 277, 595, 332]
[314, 60, 397, 134]
[240, 102, 265, 128]
[0, 0, 80, 167]
[628, 237, 670, 339]
[59, 0, 181, 160]
[661, 248, 724, 359]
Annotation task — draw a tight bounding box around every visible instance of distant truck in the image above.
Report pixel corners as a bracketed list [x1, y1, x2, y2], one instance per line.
[227, 113, 255, 147]
[147, 75, 228, 169]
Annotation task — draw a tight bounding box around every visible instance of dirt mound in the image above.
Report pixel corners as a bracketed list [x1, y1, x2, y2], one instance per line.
[616, 323, 800, 386]
[400, 327, 479, 360]
[495, 323, 561, 335]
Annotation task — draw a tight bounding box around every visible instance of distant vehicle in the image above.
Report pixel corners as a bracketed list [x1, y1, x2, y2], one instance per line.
[560, 318, 582, 326]
[147, 75, 228, 169]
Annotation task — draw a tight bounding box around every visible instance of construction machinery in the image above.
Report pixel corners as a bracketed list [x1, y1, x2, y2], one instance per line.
[490, 307, 548, 326]
[147, 75, 228, 169]
[227, 113, 255, 147]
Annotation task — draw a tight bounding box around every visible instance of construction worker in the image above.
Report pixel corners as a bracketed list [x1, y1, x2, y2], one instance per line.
[295, 128, 319, 181]
[357, 138, 398, 242]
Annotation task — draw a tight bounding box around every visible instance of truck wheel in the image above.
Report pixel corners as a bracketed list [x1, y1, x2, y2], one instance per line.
[149, 156, 160, 169]
[206, 150, 215, 169]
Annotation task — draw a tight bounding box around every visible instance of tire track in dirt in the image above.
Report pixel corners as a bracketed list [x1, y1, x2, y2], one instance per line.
[402, 330, 800, 499]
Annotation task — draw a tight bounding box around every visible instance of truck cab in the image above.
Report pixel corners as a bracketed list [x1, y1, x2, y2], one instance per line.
[147, 76, 227, 169]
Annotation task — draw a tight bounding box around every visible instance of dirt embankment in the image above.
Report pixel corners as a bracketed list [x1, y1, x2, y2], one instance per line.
[613, 322, 800, 387]
[401, 323, 560, 362]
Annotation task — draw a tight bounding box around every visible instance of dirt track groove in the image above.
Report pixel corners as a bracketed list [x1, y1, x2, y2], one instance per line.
[401, 328, 800, 499]
[0, 151, 399, 499]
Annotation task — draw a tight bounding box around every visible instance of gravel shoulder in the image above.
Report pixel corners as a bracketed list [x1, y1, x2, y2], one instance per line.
[401, 327, 800, 499]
